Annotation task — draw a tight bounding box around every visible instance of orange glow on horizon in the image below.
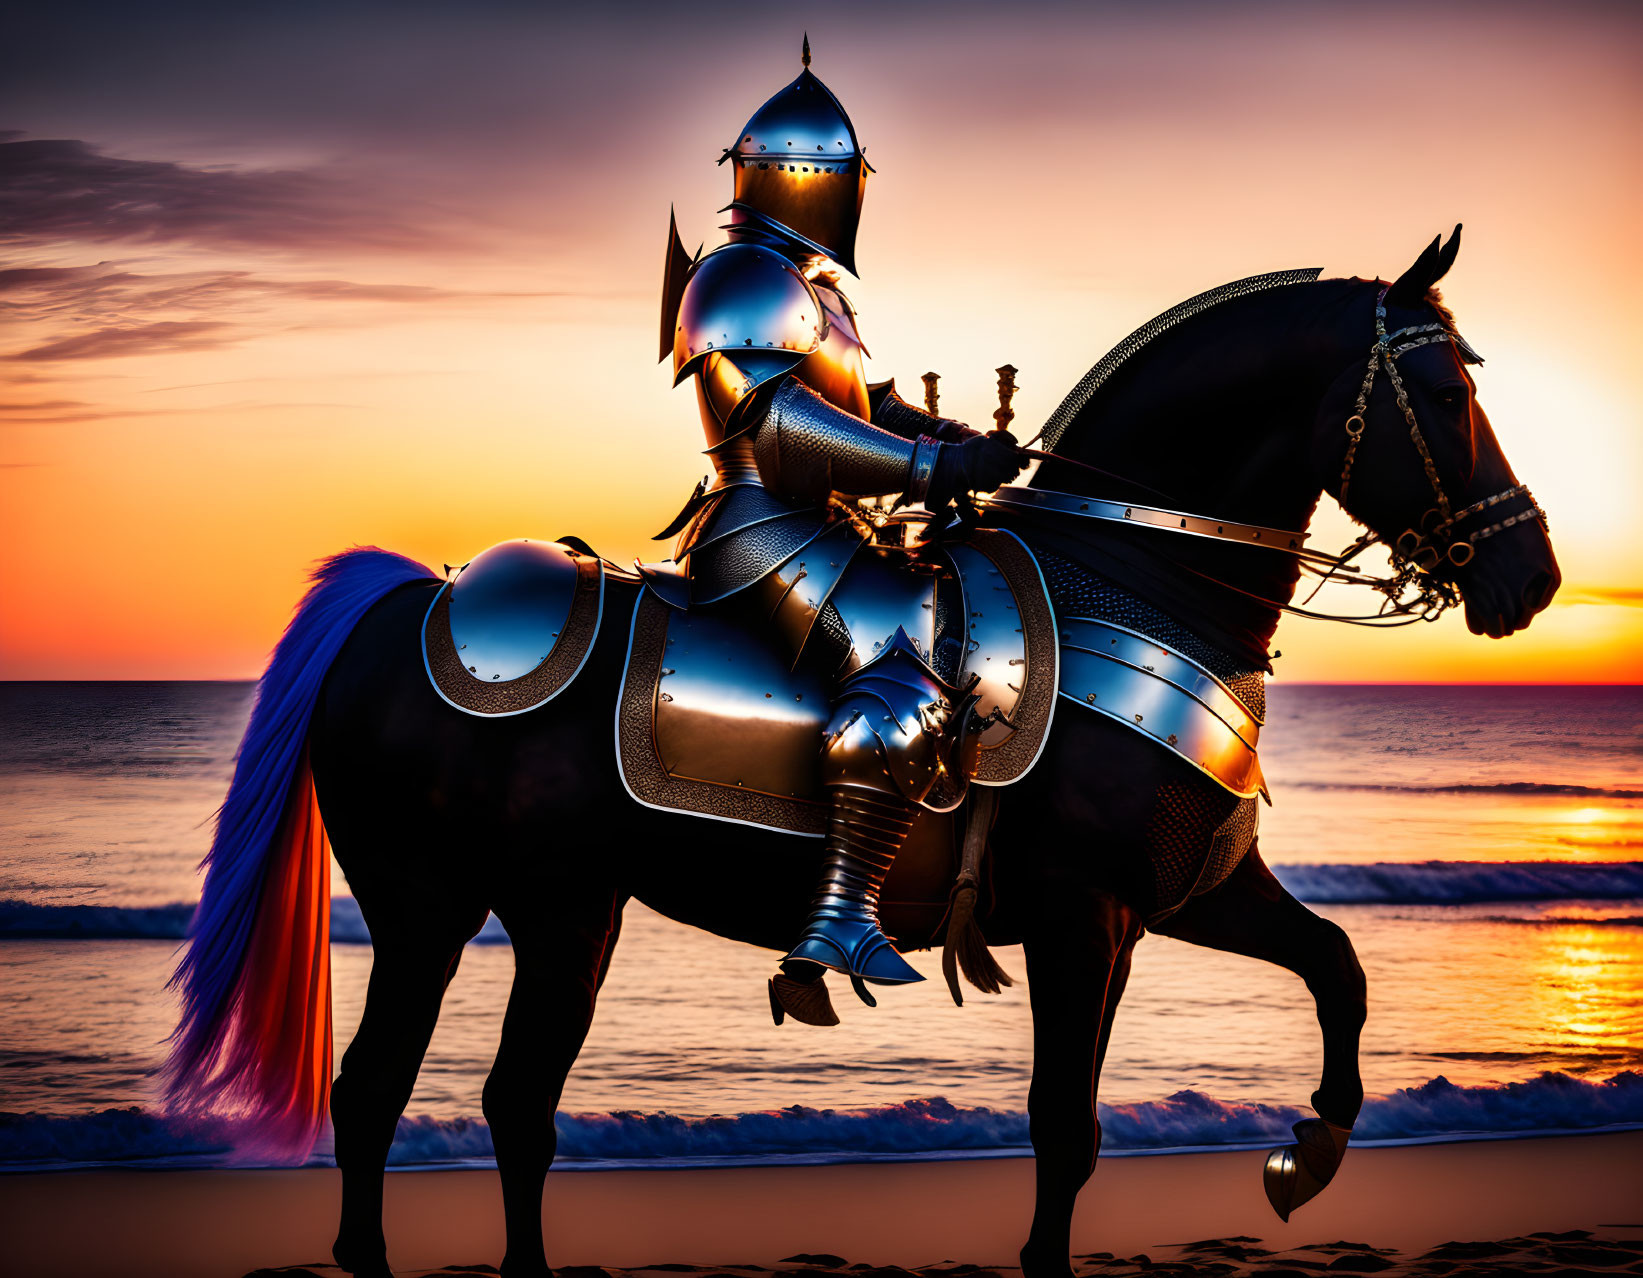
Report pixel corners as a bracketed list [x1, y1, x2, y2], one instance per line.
[2, 6, 1639, 681]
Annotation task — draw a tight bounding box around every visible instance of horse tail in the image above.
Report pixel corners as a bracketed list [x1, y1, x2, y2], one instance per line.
[164, 547, 435, 1162]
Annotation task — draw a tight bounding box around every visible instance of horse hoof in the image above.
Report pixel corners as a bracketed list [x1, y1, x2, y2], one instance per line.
[768, 973, 840, 1027]
[1263, 1116, 1351, 1221]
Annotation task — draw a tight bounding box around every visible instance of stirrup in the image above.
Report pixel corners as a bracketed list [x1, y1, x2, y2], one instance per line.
[1263, 1117, 1351, 1221]
[768, 973, 839, 1027]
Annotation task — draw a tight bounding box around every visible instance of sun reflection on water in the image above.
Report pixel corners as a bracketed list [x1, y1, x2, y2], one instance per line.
[1531, 924, 1643, 1061]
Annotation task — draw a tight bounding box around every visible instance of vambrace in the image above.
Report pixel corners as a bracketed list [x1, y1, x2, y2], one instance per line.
[869, 383, 975, 445]
[754, 377, 942, 504]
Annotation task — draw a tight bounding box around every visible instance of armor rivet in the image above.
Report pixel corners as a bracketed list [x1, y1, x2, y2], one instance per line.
[1168, 734, 1179, 746]
[468, 666, 476, 672]
[1135, 714, 1143, 723]
[1086, 693, 1096, 703]
[765, 692, 772, 698]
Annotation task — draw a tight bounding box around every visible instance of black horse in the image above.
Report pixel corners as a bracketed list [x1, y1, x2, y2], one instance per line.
[166, 230, 1558, 1278]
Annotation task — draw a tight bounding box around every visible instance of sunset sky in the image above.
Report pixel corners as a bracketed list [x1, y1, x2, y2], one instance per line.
[2, 0, 1639, 681]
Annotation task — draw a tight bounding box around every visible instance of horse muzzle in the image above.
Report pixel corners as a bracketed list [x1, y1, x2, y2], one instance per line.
[1456, 519, 1561, 638]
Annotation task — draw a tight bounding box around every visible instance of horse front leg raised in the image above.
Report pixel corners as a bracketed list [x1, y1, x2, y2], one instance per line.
[1019, 888, 1144, 1278]
[483, 887, 625, 1278]
[1149, 842, 1367, 1220]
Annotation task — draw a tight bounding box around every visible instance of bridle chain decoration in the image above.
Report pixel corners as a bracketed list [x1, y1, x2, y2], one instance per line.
[1338, 287, 1546, 575]
[1014, 286, 1549, 627]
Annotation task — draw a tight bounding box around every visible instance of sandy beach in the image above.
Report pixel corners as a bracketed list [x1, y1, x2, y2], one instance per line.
[4, 1132, 1640, 1278]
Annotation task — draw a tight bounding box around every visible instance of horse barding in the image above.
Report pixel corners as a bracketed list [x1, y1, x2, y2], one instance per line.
[164, 228, 1558, 1278]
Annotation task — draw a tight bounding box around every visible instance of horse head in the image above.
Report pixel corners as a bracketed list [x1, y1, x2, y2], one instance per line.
[1312, 227, 1560, 637]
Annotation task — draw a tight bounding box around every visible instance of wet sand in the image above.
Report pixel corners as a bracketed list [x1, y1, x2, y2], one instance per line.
[3, 1132, 1640, 1277]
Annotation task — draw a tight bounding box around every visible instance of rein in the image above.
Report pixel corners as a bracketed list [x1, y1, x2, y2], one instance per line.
[980, 287, 1547, 628]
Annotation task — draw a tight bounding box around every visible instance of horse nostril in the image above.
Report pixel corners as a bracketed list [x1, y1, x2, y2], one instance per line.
[1523, 570, 1556, 613]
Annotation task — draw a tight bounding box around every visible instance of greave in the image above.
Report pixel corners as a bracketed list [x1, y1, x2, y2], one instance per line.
[782, 786, 923, 984]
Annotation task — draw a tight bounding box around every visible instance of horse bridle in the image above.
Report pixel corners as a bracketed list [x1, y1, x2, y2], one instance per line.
[971, 286, 1548, 627]
[1338, 287, 1545, 573]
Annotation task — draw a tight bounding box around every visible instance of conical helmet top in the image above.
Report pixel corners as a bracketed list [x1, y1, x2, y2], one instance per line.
[721, 36, 871, 274]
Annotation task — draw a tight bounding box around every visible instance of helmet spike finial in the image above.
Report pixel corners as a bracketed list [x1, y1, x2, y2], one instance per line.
[802, 33, 811, 68]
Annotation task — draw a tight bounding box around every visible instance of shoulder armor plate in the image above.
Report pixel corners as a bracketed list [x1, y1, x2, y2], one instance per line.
[673, 243, 822, 387]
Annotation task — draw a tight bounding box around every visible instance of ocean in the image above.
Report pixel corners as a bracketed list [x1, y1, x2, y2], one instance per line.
[2, 681, 1640, 1171]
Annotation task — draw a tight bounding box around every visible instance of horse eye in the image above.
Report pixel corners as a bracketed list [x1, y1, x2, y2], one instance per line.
[1434, 384, 1466, 408]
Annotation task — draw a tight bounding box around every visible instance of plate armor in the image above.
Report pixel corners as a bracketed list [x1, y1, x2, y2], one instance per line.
[657, 40, 996, 1012]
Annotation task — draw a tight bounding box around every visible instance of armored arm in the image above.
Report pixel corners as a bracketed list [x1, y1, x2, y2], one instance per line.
[752, 377, 940, 504]
[867, 380, 977, 445]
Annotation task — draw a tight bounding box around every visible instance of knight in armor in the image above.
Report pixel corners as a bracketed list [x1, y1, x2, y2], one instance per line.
[658, 38, 1027, 1021]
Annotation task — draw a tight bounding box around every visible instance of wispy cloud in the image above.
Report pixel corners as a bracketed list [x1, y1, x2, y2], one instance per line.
[0, 260, 557, 364]
[0, 135, 443, 253]
[9, 321, 235, 362]
[1559, 586, 1643, 609]
[0, 396, 362, 426]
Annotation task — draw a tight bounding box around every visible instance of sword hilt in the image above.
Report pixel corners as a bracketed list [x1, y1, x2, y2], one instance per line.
[993, 364, 1019, 434]
[921, 371, 941, 417]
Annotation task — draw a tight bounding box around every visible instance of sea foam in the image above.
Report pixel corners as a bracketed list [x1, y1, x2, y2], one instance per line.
[5, 861, 1639, 943]
[4, 1071, 1638, 1171]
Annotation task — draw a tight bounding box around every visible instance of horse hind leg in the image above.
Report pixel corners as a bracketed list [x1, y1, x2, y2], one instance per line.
[1148, 842, 1367, 1221]
[483, 887, 624, 1278]
[1019, 890, 1144, 1278]
[331, 911, 485, 1277]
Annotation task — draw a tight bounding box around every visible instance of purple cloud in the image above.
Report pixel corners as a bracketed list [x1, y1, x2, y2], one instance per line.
[11, 321, 234, 362]
[0, 136, 441, 253]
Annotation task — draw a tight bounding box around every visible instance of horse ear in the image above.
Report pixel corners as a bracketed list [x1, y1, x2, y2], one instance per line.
[1434, 222, 1462, 283]
[1386, 233, 1444, 308]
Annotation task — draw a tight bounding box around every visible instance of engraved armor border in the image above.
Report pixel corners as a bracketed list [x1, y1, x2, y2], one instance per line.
[964, 528, 1059, 786]
[1039, 268, 1324, 453]
[615, 591, 827, 837]
[422, 551, 603, 718]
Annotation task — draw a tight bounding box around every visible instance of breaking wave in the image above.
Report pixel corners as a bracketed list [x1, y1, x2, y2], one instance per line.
[1270, 861, 1643, 905]
[4, 1072, 1639, 1171]
[6, 861, 1639, 943]
[1289, 781, 1643, 800]
[0, 897, 509, 944]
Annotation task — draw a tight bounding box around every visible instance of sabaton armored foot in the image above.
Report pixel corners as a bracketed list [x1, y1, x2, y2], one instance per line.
[775, 631, 981, 1000]
[1263, 1116, 1352, 1221]
[782, 787, 924, 985]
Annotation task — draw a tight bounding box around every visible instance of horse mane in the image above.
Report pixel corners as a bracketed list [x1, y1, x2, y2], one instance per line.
[1425, 286, 1459, 335]
[1037, 267, 1324, 454]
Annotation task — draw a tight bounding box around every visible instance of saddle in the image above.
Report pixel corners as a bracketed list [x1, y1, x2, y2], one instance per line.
[615, 527, 1059, 837]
